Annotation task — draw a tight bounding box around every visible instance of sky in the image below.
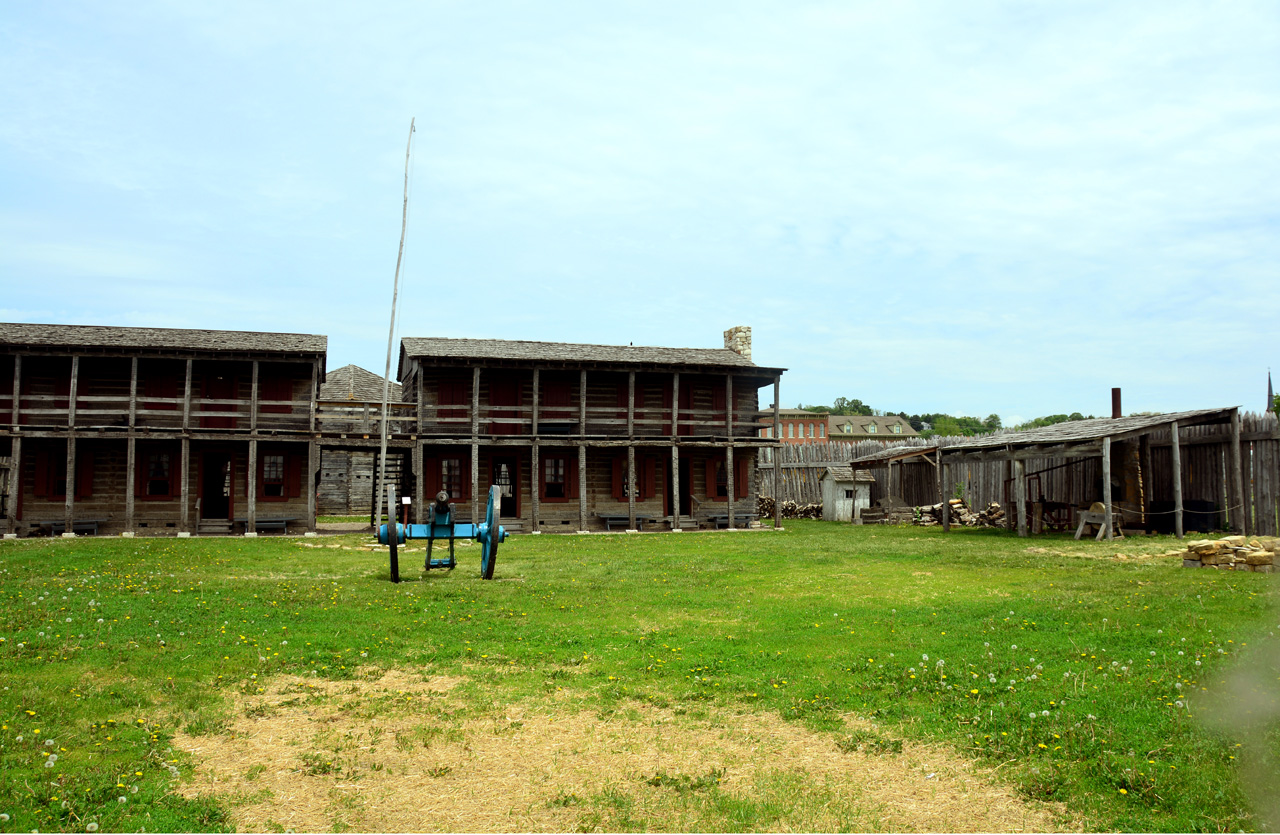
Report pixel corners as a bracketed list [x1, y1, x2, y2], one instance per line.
[2, 1, 1278, 426]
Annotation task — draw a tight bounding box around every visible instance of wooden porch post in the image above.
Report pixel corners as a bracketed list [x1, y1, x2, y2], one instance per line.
[725, 444, 735, 529]
[578, 444, 587, 532]
[64, 436, 76, 534]
[250, 361, 259, 433]
[772, 375, 781, 530]
[939, 453, 950, 533]
[10, 354, 20, 426]
[247, 440, 257, 534]
[471, 366, 481, 526]
[128, 357, 138, 428]
[579, 370, 587, 435]
[307, 440, 319, 533]
[182, 359, 193, 432]
[1230, 409, 1247, 535]
[309, 359, 319, 432]
[67, 356, 79, 428]
[1014, 458, 1027, 537]
[6, 436, 19, 535]
[627, 444, 636, 530]
[672, 371, 681, 530]
[627, 371, 635, 436]
[1140, 434, 1153, 534]
[531, 368, 540, 437]
[1171, 420, 1184, 539]
[180, 438, 190, 533]
[1102, 436, 1113, 540]
[413, 441, 424, 524]
[531, 441, 540, 534]
[125, 436, 135, 533]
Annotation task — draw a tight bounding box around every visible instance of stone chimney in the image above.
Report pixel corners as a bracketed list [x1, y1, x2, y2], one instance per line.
[724, 326, 752, 361]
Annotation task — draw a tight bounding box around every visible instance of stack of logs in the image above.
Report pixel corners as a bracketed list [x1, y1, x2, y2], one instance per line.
[1179, 536, 1277, 572]
[913, 499, 1007, 528]
[757, 497, 823, 519]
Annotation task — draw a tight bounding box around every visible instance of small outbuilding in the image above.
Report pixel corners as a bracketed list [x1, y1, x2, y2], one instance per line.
[821, 465, 876, 522]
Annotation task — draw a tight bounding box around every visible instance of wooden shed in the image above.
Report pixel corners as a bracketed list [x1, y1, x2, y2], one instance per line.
[821, 465, 875, 522]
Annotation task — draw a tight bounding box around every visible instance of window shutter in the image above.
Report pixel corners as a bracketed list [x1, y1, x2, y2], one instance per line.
[34, 448, 49, 498]
[735, 455, 749, 500]
[704, 459, 718, 499]
[76, 449, 94, 499]
[611, 456, 625, 501]
[642, 456, 656, 500]
[286, 454, 302, 498]
[568, 456, 579, 499]
[424, 456, 440, 498]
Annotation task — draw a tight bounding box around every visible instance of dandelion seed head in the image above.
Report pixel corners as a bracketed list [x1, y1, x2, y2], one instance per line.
[87, 823, 98, 832]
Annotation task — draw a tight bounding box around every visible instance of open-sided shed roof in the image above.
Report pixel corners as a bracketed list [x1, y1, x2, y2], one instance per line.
[851, 444, 937, 467]
[939, 407, 1237, 460]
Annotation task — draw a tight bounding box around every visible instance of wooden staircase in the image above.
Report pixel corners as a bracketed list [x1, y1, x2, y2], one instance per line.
[197, 519, 234, 536]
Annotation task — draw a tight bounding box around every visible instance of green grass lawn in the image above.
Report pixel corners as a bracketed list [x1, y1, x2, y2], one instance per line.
[2, 522, 1277, 831]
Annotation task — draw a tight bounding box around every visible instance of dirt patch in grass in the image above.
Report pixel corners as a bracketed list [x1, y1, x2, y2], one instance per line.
[173, 669, 1074, 833]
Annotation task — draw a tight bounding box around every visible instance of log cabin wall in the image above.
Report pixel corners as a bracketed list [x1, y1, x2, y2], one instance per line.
[1, 323, 326, 537]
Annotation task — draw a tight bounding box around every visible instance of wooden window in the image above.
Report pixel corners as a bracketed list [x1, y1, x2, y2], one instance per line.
[488, 376, 521, 435]
[704, 456, 749, 501]
[138, 449, 175, 499]
[819, 423, 825, 438]
[33, 446, 83, 499]
[612, 455, 656, 501]
[424, 454, 471, 501]
[262, 454, 286, 497]
[541, 453, 578, 502]
[787, 423, 794, 438]
[142, 374, 178, 411]
[260, 377, 293, 414]
[438, 377, 469, 420]
[442, 458, 465, 500]
[256, 448, 301, 501]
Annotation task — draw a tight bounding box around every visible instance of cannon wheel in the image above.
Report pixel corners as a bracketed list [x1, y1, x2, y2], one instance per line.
[480, 485, 501, 580]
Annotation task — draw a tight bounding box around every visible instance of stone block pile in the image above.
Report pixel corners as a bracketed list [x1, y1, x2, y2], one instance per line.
[1179, 535, 1278, 572]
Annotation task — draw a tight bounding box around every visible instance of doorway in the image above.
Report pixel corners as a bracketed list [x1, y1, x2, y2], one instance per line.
[669, 455, 692, 518]
[200, 452, 233, 520]
[491, 455, 519, 518]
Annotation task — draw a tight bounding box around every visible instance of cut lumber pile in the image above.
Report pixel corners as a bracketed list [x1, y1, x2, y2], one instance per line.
[756, 496, 822, 519]
[1176, 535, 1277, 572]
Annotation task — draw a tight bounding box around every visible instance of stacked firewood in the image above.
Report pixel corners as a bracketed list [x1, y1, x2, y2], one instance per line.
[757, 497, 823, 519]
[912, 499, 1006, 528]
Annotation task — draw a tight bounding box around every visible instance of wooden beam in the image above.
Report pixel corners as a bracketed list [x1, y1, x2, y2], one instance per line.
[64, 436, 76, 534]
[672, 372, 680, 439]
[413, 441, 424, 524]
[725, 374, 733, 437]
[579, 370, 587, 436]
[627, 371, 635, 437]
[1102, 436, 1113, 540]
[1171, 420, 1183, 539]
[1230, 408, 1246, 535]
[416, 361, 424, 435]
[472, 367, 481, 440]
[309, 359, 319, 433]
[1140, 434, 1153, 534]
[939, 455, 950, 533]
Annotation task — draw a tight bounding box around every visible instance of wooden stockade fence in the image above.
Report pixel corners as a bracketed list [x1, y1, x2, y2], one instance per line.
[758, 411, 1280, 536]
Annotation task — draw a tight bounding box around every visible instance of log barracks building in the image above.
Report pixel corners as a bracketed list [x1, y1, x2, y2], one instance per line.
[0, 323, 785, 536]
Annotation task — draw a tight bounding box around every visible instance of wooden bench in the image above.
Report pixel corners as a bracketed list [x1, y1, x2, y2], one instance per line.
[707, 513, 757, 529]
[234, 517, 298, 535]
[596, 514, 654, 531]
[38, 520, 102, 536]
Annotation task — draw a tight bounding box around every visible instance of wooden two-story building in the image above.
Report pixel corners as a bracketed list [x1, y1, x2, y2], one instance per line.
[396, 326, 785, 532]
[1, 323, 326, 537]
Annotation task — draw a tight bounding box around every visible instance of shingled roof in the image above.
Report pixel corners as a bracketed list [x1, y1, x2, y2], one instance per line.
[940, 407, 1236, 453]
[400, 337, 784, 375]
[320, 364, 401, 402]
[0, 322, 327, 356]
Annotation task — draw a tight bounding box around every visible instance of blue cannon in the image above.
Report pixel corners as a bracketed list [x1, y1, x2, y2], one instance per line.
[379, 485, 509, 579]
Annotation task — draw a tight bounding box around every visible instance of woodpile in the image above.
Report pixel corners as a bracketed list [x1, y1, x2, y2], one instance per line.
[758, 496, 822, 519]
[912, 499, 1006, 528]
[1176, 535, 1277, 572]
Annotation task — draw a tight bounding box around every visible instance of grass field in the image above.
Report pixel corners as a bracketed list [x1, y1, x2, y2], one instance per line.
[2, 521, 1278, 832]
